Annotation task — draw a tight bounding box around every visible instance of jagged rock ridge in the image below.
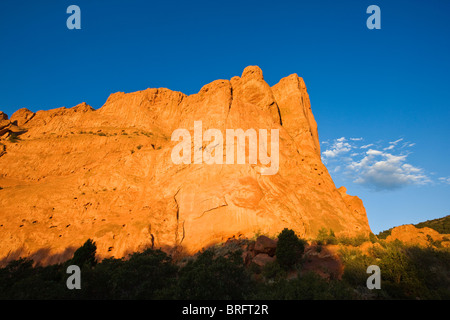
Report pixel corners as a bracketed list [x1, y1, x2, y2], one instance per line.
[0, 66, 371, 265]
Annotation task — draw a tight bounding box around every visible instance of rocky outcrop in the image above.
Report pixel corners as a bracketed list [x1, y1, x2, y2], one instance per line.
[0, 66, 371, 265]
[0, 112, 23, 140]
[0, 111, 7, 121]
[386, 224, 450, 248]
[10, 108, 35, 127]
[0, 112, 11, 137]
[252, 253, 275, 267]
[254, 235, 277, 256]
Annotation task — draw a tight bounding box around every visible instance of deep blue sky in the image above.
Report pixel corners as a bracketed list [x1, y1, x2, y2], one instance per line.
[1, 0, 449, 233]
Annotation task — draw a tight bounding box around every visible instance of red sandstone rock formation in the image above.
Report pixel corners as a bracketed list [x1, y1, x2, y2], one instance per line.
[386, 224, 450, 247]
[0, 66, 371, 265]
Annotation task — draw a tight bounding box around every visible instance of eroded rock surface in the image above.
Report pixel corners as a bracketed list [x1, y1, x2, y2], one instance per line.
[0, 66, 371, 265]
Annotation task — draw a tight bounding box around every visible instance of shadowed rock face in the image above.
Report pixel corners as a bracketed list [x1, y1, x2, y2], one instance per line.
[0, 66, 371, 265]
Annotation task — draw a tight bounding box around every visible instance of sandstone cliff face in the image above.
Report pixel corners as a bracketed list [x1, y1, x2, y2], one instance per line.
[0, 66, 371, 265]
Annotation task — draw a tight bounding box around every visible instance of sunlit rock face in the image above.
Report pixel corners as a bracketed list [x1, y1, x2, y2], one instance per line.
[0, 66, 370, 265]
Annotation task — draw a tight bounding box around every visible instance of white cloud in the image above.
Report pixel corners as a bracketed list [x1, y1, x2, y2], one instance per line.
[366, 149, 384, 156]
[322, 137, 352, 159]
[383, 138, 404, 151]
[347, 149, 430, 190]
[389, 138, 404, 145]
[439, 177, 450, 185]
[321, 137, 432, 191]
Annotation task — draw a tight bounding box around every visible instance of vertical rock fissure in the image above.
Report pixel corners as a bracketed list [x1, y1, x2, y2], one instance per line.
[226, 84, 233, 120]
[180, 220, 185, 245]
[173, 189, 181, 245]
[276, 103, 283, 126]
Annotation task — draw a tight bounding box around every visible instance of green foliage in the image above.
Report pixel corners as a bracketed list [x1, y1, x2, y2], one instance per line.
[0, 233, 449, 300]
[83, 249, 178, 299]
[316, 228, 370, 246]
[415, 215, 450, 234]
[340, 241, 450, 299]
[256, 272, 354, 300]
[0, 259, 66, 299]
[377, 215, 449, 239]
[261, 261, 286, 281]
[369, 232, 378, 243]
[337, 234, 369, 246]
[276, 228, 306, 270]
[68, 239, 97, 268]
[375, 243, 423, 298]
[316, 228, 337, 245]
[377, 229, 392, 240]
[171, 248, 251, 299]
[340, 248, 377, 287]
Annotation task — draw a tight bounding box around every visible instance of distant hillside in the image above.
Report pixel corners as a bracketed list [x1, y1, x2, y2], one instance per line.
[377, 215, 450, 239]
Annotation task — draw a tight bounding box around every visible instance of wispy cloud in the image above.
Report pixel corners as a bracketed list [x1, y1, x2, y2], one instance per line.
[439, 177, 450, 185]
[322, 137, 353, 161]
[389, 138, 404, 145]
[321, 137, 432, 191]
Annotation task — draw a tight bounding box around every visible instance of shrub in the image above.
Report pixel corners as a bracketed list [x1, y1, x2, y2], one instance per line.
[377, 229, 392, 240]
[173, 248, 252, 299]
[340, 247, 376, 287]
[0, 259, 67, 299]
[369, 232, 378, 243]
[415, 215, 450, 234]
[0, 233, 448, 300]
[316, 228, 337, 245]
[261, 261, 286, 281]
[276, 228, 306, 270]
[337, 234, 369, 246]
[405, 246, 450, 299]
[105, 249, 177, 299]
[257, 272, 353, 300]
[373, 242, 424, 299]
[68, 239, 97, 268]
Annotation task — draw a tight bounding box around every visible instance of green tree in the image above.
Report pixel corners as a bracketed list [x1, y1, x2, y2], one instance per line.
[68, 239, 97, 268]
[276, 228, 306, 270]
[173, 249, 252, 299]
[109, 249, 178, 299]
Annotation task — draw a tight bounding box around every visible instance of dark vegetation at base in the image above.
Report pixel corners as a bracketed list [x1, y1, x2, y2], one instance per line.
[377, 215, 450, 239]
[0, 228, 449, 300]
